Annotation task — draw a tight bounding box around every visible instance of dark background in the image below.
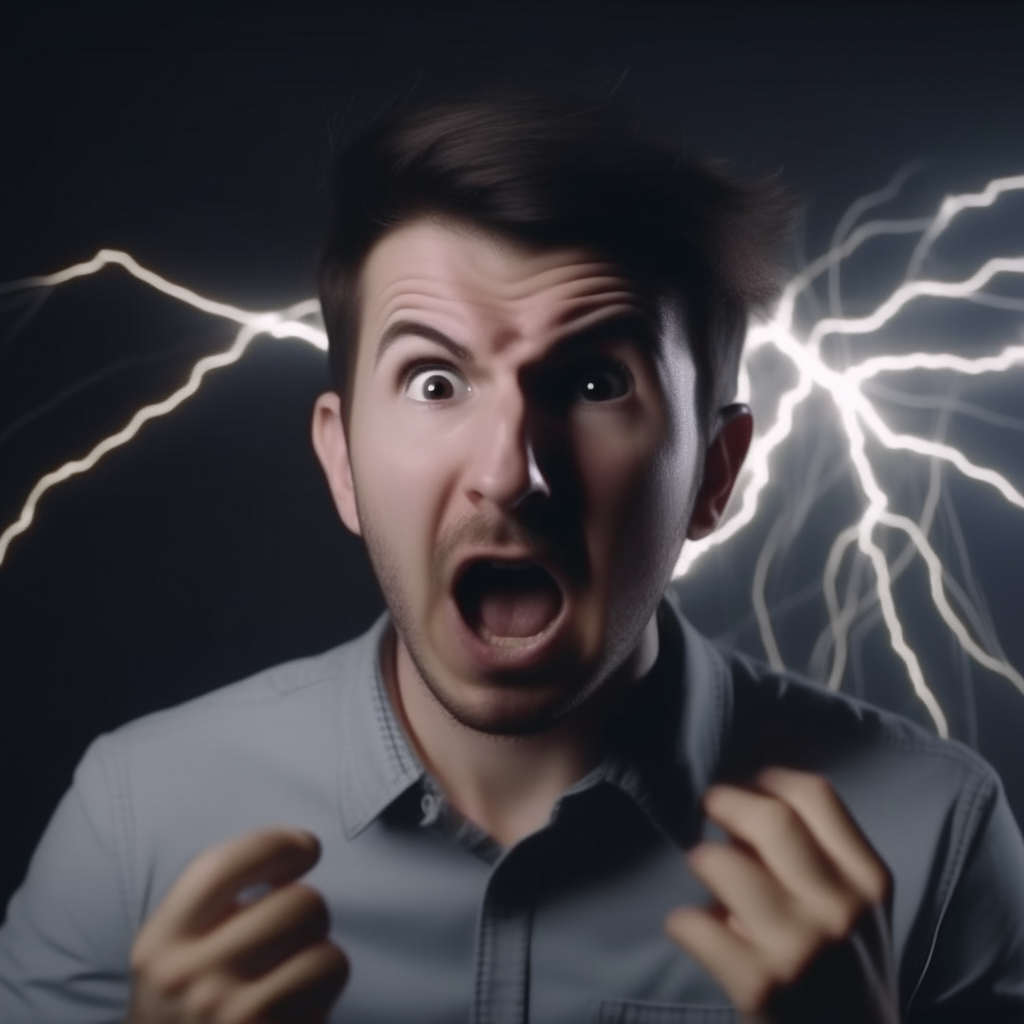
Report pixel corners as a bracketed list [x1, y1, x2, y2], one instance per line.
[2, 1, 1024, 916]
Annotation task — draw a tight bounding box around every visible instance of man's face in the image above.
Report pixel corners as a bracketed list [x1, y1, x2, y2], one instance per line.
[316, 218, 708, 735]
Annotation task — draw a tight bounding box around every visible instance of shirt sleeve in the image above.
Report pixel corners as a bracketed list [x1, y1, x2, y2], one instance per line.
[908, 775, 1024, 1023]
[0, 736, 134, 1024]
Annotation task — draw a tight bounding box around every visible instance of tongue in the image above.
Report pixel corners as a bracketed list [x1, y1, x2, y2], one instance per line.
[477, 569, 562, 638]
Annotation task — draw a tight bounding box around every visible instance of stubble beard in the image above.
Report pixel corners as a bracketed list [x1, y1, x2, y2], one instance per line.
[358, 504, 610, 737]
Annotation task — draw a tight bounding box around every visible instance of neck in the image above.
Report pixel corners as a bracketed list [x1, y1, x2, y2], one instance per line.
[383, 615, 660, 848]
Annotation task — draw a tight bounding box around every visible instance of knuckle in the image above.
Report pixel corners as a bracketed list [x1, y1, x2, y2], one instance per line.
[866, 861, 893, 904]
[188, 842, 230, 881]
[218, 993, 263, 1024]
[181, 973, 231, 1021]
[818, 893, 863, 939]
[782, 770, 833, 806]
[128, 937, 153, 977]
[800, 771, 833, 798]
[137, 950, 191, 997]
[763, 921, 820, 984]
[757, 798, 796, 836]
[289, 884, 331, 932]
[704, 784, 731, 812]
[129, 924, 167, 977]
[323, 941, 351, 980]
[291, 881, 328, 913]
[663, 905, 694, 940]
[307, 941, 351, 1000]
[737, 967, 776, 1013]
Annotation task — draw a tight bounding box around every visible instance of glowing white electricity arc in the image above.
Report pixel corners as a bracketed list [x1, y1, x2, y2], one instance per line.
[906, 174, 1024, 280]
[675, 173, 1024, 737]
[0, 253, 326, 566]
[0, 249, 326, 346]
[1, 172, 1023, 740]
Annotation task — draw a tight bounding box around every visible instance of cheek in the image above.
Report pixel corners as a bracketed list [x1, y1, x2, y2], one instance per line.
[574, 404, 678, 525]
[353, 409, 456, 579]
[574, 409, 699, 582]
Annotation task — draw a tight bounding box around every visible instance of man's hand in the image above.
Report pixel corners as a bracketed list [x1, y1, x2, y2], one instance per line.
[664, 767, 899, 1024]
[127, 829, 349, 1024]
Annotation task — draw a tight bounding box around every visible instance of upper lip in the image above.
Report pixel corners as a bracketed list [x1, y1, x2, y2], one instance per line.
[449, 548, 567, 595]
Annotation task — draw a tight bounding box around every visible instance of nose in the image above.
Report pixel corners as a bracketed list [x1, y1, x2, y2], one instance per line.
[464, 384, 551, 511]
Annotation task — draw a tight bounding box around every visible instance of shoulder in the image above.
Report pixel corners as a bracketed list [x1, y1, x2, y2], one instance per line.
[661, 593, 996, 803]
[90, 614, 385, 769]
[699, 636, 1020, 985]
[66, 617, 389, 918]
[717, 641, 996, 796]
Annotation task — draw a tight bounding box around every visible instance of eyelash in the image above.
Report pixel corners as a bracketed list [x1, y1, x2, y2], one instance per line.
[401, 361, 468, 401]
[570, 358, 633, 401]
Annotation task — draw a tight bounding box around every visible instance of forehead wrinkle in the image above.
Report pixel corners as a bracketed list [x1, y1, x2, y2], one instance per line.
[359, 223, 660, 364]
[373, 287, 481, 330]
[371, 264, 632, 314]
[367, 228, 624, 299]
[371, 293, 660, 372]
[370, 273, 635, 328]
[485, 260, 629, 297]
[544, 301, 657, 344]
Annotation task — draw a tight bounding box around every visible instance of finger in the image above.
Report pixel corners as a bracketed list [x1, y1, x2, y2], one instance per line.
[226, 941, 349, 1023]
[754, 768, 891, 904]
[686, 841, 814, 972]
[187, 883, 330, 979]
[702, 784, 862, 935]
[664, 905, 770, 1015]
[137, 829, 321, 952]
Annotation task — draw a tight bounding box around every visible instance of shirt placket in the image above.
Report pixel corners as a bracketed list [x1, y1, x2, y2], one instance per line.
[471, 878, 533, 1024]
[416, 775, 534, 1024]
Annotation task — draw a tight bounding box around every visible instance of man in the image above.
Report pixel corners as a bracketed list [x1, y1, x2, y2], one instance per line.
[2, 94, 1023, 1023]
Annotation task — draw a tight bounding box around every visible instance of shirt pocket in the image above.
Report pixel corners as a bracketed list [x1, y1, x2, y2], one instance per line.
[591, 1000, 739, 1024]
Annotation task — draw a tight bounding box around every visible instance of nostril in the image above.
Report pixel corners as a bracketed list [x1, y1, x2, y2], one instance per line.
[466, 402, 549, 508]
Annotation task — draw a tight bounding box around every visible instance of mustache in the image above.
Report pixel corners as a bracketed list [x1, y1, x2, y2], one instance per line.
[431, 512, 579, 583]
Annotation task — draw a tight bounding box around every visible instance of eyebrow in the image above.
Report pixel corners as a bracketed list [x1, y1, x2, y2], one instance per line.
[374, 320, 473, 368]
[373, 311, 659, 369]
[547, 312, 660, 361]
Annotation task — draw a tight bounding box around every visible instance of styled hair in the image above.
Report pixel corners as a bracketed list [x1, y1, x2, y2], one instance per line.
[319, 92, 793, 431]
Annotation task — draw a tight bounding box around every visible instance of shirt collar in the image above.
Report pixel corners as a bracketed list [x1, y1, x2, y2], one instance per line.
[578, 596, 735, 845]
[333, 595, 734, 843]
[334, 613, 424, 839]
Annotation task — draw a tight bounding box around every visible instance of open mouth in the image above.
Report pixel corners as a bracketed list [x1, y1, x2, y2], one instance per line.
[454, 560, 565, 644]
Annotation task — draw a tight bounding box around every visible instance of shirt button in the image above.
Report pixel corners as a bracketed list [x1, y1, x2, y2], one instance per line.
[420, 791, 442, 826]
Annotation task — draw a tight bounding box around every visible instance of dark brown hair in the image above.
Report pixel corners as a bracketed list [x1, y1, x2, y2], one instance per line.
[319, 92, 793, 431]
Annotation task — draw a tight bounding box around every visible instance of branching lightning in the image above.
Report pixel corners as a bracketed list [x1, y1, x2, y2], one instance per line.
[2, 174, 1023, 738]
[0, 251, 326, 566]
[677, 171, 1024, 737]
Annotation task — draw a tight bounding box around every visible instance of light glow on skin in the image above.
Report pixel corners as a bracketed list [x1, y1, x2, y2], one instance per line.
[2, 173, 1023, 739]
[329, 222, 697, 740]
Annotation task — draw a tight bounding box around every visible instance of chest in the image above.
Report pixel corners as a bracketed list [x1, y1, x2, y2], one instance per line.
[320, 797, 736, 1024]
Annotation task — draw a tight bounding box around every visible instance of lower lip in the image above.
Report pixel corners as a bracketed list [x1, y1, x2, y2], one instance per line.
[446, 592, 570, 674]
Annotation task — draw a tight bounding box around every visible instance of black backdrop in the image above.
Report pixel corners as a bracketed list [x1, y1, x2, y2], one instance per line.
[3, 1, 1024, 916]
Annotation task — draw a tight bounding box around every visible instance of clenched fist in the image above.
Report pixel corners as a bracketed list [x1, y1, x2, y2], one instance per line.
[127, 829, 349, 1024]
[665, 767, 899, 1024]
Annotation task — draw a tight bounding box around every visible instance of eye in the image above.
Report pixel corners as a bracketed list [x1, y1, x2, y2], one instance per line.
[404, 366, 470, 403]
[573, 360, 632, 403]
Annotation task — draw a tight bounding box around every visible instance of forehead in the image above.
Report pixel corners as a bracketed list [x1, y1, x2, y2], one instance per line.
[355, 217, 661, 358]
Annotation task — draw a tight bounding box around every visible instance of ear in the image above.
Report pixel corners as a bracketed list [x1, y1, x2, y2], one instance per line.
[686, 404, 753, 540]
[311, 391, 362, 536]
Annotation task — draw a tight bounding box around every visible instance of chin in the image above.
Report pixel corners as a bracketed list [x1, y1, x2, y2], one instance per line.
[419, 657, 593, 737]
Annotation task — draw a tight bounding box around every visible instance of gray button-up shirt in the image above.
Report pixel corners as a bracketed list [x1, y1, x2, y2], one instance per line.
[2, 597, 1024, 1022]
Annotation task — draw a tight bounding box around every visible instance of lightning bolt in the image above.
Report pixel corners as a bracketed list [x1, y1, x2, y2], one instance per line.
[2, 173, 1023, 739]
[677, 171, 1024, 738]
[0, 251, 326, 567]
